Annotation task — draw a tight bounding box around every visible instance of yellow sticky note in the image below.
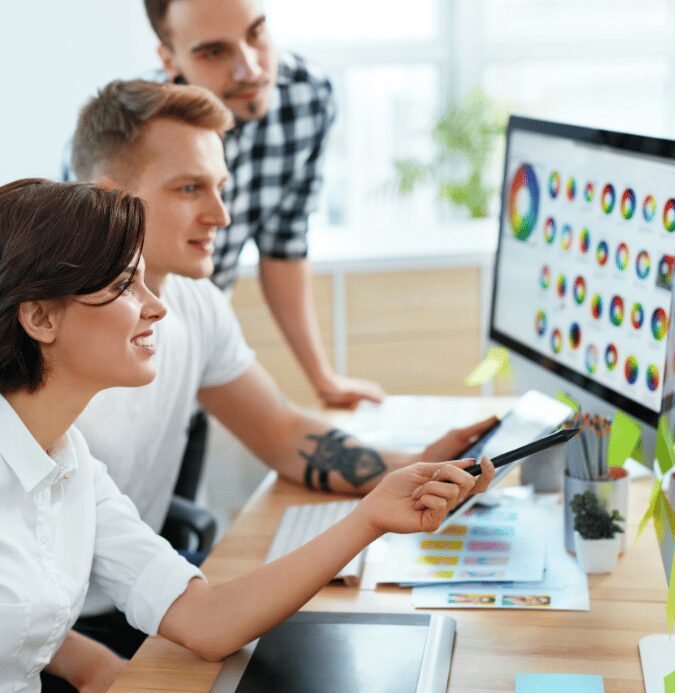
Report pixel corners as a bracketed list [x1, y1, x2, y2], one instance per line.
[656, 415, 675, 475]
[667, 559, 675, 635]
[438, 525, 468, 536]
[608, 410, 642, 467]
[465, 347, 511, 386]
[636, 479, 662, 542]
[420, 539, 463, 551]
[416, 555, 459, 566]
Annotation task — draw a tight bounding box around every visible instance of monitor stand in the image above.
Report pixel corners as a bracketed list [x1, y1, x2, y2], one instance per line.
[639, 635, 675, 692]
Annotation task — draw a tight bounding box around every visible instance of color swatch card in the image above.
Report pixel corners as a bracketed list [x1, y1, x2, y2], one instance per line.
[376, 504, 546, 585]
[412, 510, 589, 610]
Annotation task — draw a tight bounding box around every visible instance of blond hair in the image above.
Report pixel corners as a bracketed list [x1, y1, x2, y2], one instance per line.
[72, 79, 233, 181]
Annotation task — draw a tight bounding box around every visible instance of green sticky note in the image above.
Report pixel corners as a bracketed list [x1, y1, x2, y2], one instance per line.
[555, 391, 581, 413]
[665, 668, 675, 693]
[667, 559, 675, 635]
[608, 410, 642, 467]
[656, 415, 675, 475]
[465, 347, 510, 386]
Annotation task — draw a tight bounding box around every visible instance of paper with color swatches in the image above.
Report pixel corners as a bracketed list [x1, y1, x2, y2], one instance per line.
[376, 504, 546, 585]
[412, 509, 589, 611]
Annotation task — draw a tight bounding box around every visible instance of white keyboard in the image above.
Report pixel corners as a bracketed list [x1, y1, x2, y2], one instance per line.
[266, 500, 365, 586]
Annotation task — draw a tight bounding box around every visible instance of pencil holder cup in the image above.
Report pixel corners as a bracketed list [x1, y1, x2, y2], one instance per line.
[520, 444, 565, 492]
[563, 467, 629, 554]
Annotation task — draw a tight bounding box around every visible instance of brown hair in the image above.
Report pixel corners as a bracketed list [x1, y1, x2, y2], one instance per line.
[0, 179, 146, 394]
[144, 0, 173, 44]
[71, 79, 233, 182]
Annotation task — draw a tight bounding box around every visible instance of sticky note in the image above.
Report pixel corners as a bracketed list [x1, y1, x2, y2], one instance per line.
[465, 347, 511, 386]
[515, 673, 604, 693]
[655, 415, 675, 475]
[420, 539, 462, 551]
[667, 558, 675, 635]
[665, 668, 675, 693]
[556, 390, 581, 413]
[607, 410, 642, 467]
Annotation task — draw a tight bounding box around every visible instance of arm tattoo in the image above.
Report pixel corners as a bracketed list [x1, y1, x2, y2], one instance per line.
[301, 429, 386, 492]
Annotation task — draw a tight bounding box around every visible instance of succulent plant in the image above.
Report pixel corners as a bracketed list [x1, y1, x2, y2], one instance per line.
[571, 491, 624, 540]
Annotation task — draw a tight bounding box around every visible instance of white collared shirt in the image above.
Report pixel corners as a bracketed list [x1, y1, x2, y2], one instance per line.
[0, 396, 204, 692]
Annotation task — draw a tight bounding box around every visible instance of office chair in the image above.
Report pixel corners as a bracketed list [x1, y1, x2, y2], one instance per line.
[160, 411, 217, 553]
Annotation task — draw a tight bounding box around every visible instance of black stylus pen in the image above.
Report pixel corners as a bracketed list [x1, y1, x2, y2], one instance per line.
[462, 427, 581, 476]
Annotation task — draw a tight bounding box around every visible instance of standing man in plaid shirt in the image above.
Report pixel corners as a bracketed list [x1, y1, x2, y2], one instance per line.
[143, 0, 385, 407]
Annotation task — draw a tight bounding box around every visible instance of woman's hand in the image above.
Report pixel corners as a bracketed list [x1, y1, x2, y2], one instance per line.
[357, 456, 494, 534]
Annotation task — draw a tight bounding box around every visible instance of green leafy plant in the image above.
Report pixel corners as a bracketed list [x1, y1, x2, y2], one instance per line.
[395, 88, 506, 218]
[571, 491, 625, 540]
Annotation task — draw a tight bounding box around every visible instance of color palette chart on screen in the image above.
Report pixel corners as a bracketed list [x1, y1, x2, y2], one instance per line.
[496, 130, 674, 413]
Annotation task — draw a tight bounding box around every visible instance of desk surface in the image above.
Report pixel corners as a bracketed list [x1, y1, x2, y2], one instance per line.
[111, 398, 667, 692]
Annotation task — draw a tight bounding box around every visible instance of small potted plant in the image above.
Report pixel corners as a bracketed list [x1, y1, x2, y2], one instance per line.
[571, 491, 625, 573]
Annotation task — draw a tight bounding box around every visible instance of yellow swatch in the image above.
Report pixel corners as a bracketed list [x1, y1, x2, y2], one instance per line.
[417, 555, 459, 566]
[434, 570, 456, 579]
[438, 525, 468, 536]
[420, 539, 463, 551]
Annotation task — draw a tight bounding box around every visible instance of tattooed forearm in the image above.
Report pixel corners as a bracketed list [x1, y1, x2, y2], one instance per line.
[301, 429, 387, 491]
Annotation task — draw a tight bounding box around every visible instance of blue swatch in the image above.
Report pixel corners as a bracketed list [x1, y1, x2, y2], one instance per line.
[515, 673, 604, 693]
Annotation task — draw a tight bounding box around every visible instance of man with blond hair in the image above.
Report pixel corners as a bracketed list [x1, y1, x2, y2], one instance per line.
[57, 78, 497, 666]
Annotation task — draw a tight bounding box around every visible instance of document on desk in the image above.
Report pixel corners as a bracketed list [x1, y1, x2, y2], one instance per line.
[376, 504, 547, 585]
[412, 510, 589, 611]
[339, 396, 490, 452]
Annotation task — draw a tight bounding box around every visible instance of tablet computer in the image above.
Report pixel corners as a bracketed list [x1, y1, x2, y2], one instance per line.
[446, 390, 573, 519]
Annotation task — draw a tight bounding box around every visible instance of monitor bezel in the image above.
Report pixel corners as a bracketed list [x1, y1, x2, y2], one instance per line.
[489, 115, 675, 428]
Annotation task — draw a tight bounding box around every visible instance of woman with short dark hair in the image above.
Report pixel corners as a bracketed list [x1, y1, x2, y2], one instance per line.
[0, 179, 492, 691]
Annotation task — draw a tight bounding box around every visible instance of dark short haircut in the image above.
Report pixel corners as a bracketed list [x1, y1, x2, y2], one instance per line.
[0, 179, 146, 394]
[71, 79, 232, 182]
[144, 0, 173, 44]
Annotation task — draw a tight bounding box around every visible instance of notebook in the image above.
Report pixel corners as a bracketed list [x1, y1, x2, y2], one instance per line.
[211, 612, 455, 693]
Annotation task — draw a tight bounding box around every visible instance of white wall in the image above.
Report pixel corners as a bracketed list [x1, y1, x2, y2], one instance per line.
[0, 3, 159, 183]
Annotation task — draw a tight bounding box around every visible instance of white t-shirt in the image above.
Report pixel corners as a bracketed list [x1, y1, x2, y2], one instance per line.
[0, 395, 203, 692]
[76, 275, 254, 615]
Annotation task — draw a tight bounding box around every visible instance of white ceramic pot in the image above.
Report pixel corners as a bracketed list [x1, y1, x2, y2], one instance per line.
[574, 531, 620, 573]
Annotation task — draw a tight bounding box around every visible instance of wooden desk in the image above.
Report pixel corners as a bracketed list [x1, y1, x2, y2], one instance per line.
[112, 399, 668, 692]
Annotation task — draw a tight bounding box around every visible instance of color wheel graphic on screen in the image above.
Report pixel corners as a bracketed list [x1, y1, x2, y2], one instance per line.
[615, 242, 629, 272]
[620, 188, 636, 220]
[596, 240, 609, 266]
[605, 344, 618, 371]
[556, 274, 567, 298]
[544, 217, 556, 244]
[646, 364, 660, 392]
[609, 296, 624, 327]
[560, 224, 572, 250]
[663, 198, 675, 232]
[624, 356, 639, 385]
[535, 310, 547, 337]
[568, 322, 581, 350]
[584, 183, 594, 203]
[579, 227, 591, 254]
[509, 164, 540, 241]
[540, 265, 551, 289]
[651, 307, 668, 341]
[573, 276, 586, 305]
[591, 294, 603, 320]
[566, 177, 576, 201]
[585, 344, 598, 374]
[601, 184, 616, 214]
[631, 303, 644, 330]
[549, 172, 560, 199]
[643, 195, 656, 222]
[635, 250, 650, 280]
[551, 328, 562, 354]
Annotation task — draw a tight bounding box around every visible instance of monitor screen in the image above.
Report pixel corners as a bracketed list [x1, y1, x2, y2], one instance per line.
[490, 117, 675, 427]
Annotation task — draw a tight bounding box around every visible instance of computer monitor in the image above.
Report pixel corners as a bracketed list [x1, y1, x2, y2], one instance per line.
[489, 115, 675, 686]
